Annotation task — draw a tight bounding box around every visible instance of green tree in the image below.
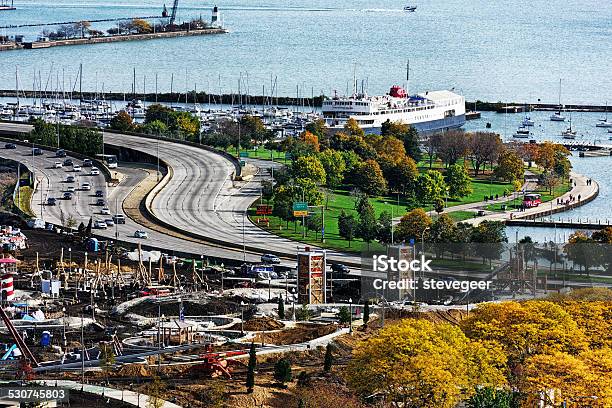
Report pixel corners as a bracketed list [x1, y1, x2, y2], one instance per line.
[337, 306, 351, 324]
[470, 221, 507, 264]
[318, 149, 346, 188]
[445, 163, 472, 199]
[109, 111, 134, 132]
[376, 210, 393, 245]
[553, 151, 572, 180]
[306, 212, 322, 238]
[305, 118, 326, 141]
[246, 342, 257, 393]
[296, 304, 312, 321]
[273, 184, 297, 228]
[293, 156, 326, 185]
[357, 200, 378, 249]
[381, 120, 421, 161]
[277, 296, 285, 319]
[323, 343, 334, 373]
[495, 149, 524, 182]
[274, 358, 293, 386]
[354, 159, 387, 196]
[146, 375, 166, 408]
[138, 120, 168, 136]
[466, 387, 519, 408]
[338, 210, 358, 247]
[416, 170, 447, 204]
[386, 158, 419, 196]
[145, 104, 174, 124]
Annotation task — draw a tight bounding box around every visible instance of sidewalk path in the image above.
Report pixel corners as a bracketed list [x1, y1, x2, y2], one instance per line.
[35, 379, 182, 408]
[462, 172, 598, 225]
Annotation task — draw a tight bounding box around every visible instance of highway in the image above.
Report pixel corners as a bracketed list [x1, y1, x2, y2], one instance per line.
[0, 131, 262, 263]
[0, 122, 361, 265]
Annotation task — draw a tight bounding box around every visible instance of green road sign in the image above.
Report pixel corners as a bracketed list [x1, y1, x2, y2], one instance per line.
[239, 152, 249, 158]
[293, 202, 307, 211]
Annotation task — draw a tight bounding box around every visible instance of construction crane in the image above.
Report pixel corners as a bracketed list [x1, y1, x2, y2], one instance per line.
[168, 0, 179, 26]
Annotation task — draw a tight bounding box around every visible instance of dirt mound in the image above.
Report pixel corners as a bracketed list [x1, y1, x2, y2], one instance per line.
[252, 323, 338, 346]
[118, 363, 151, 378]
[230, 317, 284, 332]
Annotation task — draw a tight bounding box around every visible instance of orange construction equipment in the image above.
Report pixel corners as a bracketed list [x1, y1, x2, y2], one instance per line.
[185, 345, 246, 379]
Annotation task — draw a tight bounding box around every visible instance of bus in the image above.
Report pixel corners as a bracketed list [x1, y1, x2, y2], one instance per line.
[96, 154, 118, 168]
[523, 194, 542, 208]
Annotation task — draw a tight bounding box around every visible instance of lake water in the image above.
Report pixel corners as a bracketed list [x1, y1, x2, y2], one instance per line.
[1, 0, 611, 103]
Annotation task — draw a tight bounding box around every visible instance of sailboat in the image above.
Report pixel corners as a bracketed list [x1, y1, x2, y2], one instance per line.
[550, 79, 566, 122]
[522, 104, 534, 126]
[561, 115, 577, 139]
[596, 102, 612, 128]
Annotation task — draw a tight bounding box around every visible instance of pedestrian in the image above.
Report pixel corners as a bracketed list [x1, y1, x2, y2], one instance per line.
[578, 194, 581, 201]
[495, 194, 499, 200]
[484, 195, 488, 202]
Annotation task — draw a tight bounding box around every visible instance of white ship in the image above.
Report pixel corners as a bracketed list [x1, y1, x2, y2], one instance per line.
[322, 85, 466, 133]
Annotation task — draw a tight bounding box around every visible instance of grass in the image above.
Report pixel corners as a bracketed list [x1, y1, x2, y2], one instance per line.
[485, 182, 571, 212]
[447, 211, 478, 222]
[16, 185, 34, 217]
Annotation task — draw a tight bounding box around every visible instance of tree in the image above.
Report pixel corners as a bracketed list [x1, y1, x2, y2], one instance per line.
[300, 130, 320, 152]
[469, 132, 502, 175]
[146, 375, 166, 408]
[305, 119, 326, 141]
[470, 221, 507, 264]
[242, 115, 271, 146]
[346, 319, 506, 408]
[323, 343, 334, 372]
[495, 148, 524, 182]
[337, 306, 351, 324]
[436, 130, 470, 166]
[109, 111, 134, 132]
[246, 342, 257, 393]
[376, 210, 393, 245]
[132, 18, 153, 34]
[466, 387, 519, 408]
[344, 118, 365, 138]
[386, 158, 418, 196]
[363, 300, 370, 326]
[415, 170, 447, 203]
[430, 214, 456, 257]
[395, 208, 432, 243]
[338, 210, 357, 247]
[553, 151, 572, 180]
[292, 156, 326, 185]
[541, 171, 560, 194]
[357, 200, 377, 249]
[445, 163, 472, 199]
[563, 232, 598, 274]
[353, 159, 387, 196]
[277, 296, 285, 319]
[99, 343, 116, 374]
[318, 149, 346, 188]
[138, 120, 168, 136]
[274, 358, 292, 386]
[296, 304, 312, 321]
[306, 212, 322, 238]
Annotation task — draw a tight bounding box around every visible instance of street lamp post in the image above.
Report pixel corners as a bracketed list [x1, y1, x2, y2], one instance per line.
[240, 301, 246, 335]
[242, 210, 246, 262]
[348, 298, 353, 334]
[291, 288, 296, 321]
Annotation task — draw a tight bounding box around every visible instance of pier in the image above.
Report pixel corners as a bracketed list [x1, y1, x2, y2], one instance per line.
[506, 218, 611, 230]
[0, 27, 227, 52]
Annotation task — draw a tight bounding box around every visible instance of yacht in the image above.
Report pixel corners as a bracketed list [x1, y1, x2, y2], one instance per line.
[522, 116, 535, 126]
[561, 118, 577, 139]
[550, 79, 566, 122]
[322, 85, 465, 134]
[513, 125, 531, 138]
[404, 5, 417, 11]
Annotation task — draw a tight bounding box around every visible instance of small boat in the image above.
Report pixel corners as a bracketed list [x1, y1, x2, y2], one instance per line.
[561, 118, 577, 139]
[404, 5, 417, 11]
[596, 102, 612, 127]
[550, 79, 566, 121]
[513, 125, 530, 138]
[522, 116, 535, 126]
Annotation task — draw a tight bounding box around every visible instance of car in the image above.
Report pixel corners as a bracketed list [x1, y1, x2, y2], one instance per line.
[94, 190, 104, 197]
[63, 159, 73, 166]
[94, 220, 107, 229]
[63, 192, 73, 200]
[330, 263, 350, 275]
[81, 182, 91, 191]
[113, 214, 126, 224]
[66, 175, 75, 183]
[73, 165, 81, 172]
[101, 207, 111, 215]
[104, 218, 114, 226]
[261, 253, 281, 264]
[82, 159, 92, 167]
[5, 143, 16, 149]
[32, 147, 43, 155]
[90, 168, 100, 176]
[96, 198, 106, 206]
[134, 230, 148, 239]
[47, 197, 57, 206]
[56, 149, 66, 157]
[67, 186, 75, 193]
[53, 161, 63, 169]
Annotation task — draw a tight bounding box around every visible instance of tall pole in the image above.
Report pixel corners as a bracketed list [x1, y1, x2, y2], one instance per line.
[80, 314, 85, 385]
[242, 210, 246, 262]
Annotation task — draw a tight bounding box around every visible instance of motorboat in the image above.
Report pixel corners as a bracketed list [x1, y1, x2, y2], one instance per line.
[513, 125, 531, 138]
[404, 5, 417, 11]
[522, 116, 535, 126]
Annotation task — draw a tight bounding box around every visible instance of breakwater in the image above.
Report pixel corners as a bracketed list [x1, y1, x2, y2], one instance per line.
[0, 27, 227, 52]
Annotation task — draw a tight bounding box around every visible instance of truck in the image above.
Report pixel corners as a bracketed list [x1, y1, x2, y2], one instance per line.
[240, 264, 278, 280]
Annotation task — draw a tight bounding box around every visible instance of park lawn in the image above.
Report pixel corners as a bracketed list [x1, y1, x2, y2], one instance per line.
[446, 179, 514, 207]
[17, 186, 34, 217]
[447, 211, 478, 222]
[485, 182, 571, 212]
[239, 147, 288, 162]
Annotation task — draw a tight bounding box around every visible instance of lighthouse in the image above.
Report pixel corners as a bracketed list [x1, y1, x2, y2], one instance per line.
[211, 5, 220, 27]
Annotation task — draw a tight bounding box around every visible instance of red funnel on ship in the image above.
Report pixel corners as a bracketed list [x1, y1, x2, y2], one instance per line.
[389, 85, 407, 98]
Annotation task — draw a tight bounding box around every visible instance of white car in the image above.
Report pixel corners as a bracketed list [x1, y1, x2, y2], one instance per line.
[134, 230, 148, 239]
[104, 218, 114, 226]
[67, 186, 75, 193]
[73, 165, 82, 172]
[91, 168, 100, 176]
[101, 207, 111, 215]
[94, 220, 107, 229]
[54, 162, 63, 169]
[81, 182, 91, 191]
